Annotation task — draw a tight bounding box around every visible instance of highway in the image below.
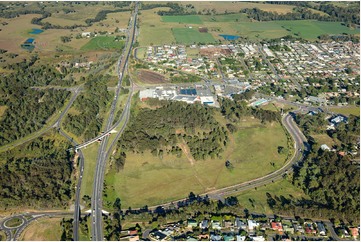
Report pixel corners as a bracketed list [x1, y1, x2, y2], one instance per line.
[91, 2, 138, 241]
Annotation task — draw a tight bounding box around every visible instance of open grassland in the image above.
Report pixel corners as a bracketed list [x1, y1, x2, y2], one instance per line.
[44, 5, 115, 26]
[162, 15, 203, 24]
[233, 20, 359, 40]
[19, 217, 62, 241]
[138, 7, 175, 46]
[172, 28, 216, 44]
[0, 14, 42, 56]
[181, 1, 295, 14]
[329, 105, 360, 117]
[80, 142, 100, 199]
[0, 106, 7, 118]
[275, 20, 360, 40]
[0, 230, 6, 241]
[201, 13, 249, 22]
[104, 115, 288, 208]
[139, 7, 359, 45]
[80, 36, 124, 51]
[235, 179, 308, 215]
[312, 133, 340, 148]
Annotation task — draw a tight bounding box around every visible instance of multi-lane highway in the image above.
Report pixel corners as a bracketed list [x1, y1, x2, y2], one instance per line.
[90, 2, 138, 241]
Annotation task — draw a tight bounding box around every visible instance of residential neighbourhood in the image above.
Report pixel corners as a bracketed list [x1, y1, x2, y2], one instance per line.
[122, 213, 360, 241]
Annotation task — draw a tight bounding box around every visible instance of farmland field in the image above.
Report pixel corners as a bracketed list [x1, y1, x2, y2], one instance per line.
[104, 115, 289, 208]
[201, 13, 249, 22]
[172, 28, 216, 44]
[233, 20, 360, 40]
[181, 1, 295, 14]
[43, 5, 117, 26]
[80, 36, 125, 51]
[162, 15, 203, 24]
[19, 217, 62, 241]
[137, 7, 175, 46]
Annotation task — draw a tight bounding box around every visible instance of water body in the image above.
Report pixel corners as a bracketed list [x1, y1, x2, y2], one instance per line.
[29, 28, 44, 34]
[219, 34, 240, 40]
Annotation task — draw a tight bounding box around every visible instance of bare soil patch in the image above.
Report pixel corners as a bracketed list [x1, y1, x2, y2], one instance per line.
[138, 69, 168, 84]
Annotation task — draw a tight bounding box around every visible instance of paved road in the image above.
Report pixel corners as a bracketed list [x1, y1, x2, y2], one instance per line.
[0, 212, 74, 241]
[91, 2, 138, 241]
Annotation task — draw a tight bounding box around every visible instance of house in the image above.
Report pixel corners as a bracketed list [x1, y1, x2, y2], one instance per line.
[224, 220, 233, 228]
[223, 234, 235, 241]
[200, 219, 209, 229]
[81, 32, 91, 37]
[304, 222, 317, 235]
[247, 220, 259, 231]
[236, 235, 246, 241]
[187, 219, 198, 228]
[281, 220, 294, 234]
[210, 233, 223, 241]
[128, 230, 138, 236]
[349, 227, 359, 239]
[321, 144, 331, 151]
[149, 230, 168, 241]
[271, 222, 283, 232]
[235, 218, 247, 230]
[129, 235, 139, 241]
[250, 235, 265, 241]
[330, 115, 348, 125]
[212, 220, 222, 230]
[198, 234, 210, 240]
[316, 222, 326, 236]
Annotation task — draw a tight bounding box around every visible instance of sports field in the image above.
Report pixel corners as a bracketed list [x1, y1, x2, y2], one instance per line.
[162, 15, 203, 24]
[172, 28, 216, 44]
[104, 115, 289, 208]
[80, 36, 125, 51]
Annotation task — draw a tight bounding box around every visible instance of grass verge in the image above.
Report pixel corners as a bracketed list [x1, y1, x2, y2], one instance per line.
[18, 217, 62, 241]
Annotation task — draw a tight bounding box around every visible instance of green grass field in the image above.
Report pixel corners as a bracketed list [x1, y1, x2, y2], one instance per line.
[104, 115, 289, 209]
[311, 133, 339, 148]
[162, 15, 203, 24]
[80, 142, 100, 200]
[201, 13, 249, 22]
[172, 28, 216, 44]
[276, 20, 360, 40]
[329, 105, 360, 117]
[80, 36, 124, 51]
[19, 217, 63, 241]
[236, 179, 308, 214]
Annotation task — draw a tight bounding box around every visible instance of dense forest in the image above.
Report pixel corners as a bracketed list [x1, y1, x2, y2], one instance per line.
[63, 74, 111, 141]
[0, 134, 74, 208]
[291, 149, 360, 224]
[0, 58, 70, 146]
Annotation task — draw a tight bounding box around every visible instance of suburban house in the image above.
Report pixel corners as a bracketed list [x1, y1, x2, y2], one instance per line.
[316, 222, 326, 236]
[271, 221, 283, 232]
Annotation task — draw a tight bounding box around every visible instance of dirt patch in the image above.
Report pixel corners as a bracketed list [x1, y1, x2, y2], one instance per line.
[178, 141, 195, 166]
[138, 69, 168, 84]
[200, 47, 232, 58]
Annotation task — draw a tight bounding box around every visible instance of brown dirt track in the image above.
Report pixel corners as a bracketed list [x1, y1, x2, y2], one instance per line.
[138, 69, 168, 84]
